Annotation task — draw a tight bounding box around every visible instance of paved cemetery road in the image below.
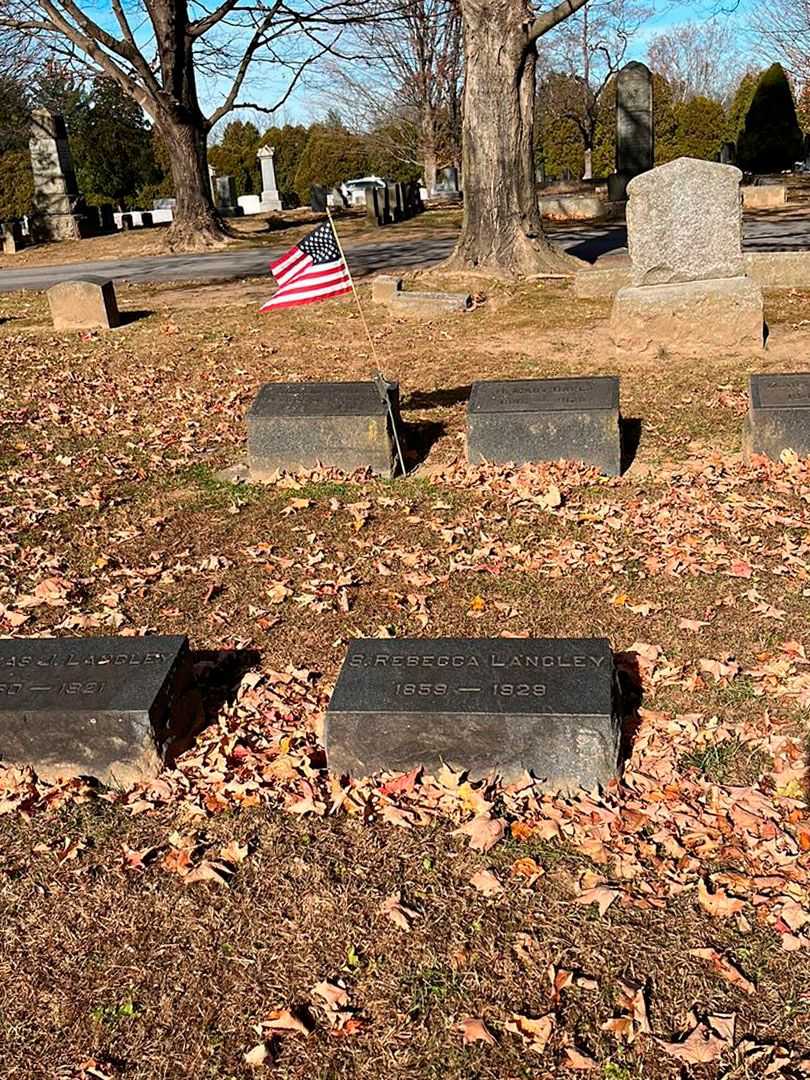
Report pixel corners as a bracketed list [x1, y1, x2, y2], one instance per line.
[3, 211, 810, 292]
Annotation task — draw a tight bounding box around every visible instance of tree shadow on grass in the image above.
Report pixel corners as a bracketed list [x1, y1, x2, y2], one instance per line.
[118, 309, 153, 327]
[614, 649, 644, 769]
[403, 384, 472, 411]
[192, 646, 262, 723]
[620, 417, 642, 474]
[402, 418, 446, 470]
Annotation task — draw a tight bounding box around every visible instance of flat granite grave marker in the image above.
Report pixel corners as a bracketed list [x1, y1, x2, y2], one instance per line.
[0, 635, 203, 785]
[247, 380, 402, 478]
[745, 373, 810, 458]
[466, 376, 621, 475]
[326, 637, 621, 789]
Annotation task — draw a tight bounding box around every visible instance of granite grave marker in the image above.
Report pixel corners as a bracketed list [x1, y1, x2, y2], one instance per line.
[745, 373, 810, 458]
[0, 634, 203, 785]
[326, 637, 622, 788]
[466, 376, 621, 475]
[246, 380, 402, 478]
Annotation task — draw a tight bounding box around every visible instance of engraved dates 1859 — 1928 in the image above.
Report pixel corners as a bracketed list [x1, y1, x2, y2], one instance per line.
[0, 634, 204, 785]
[326, 638, 622, 790]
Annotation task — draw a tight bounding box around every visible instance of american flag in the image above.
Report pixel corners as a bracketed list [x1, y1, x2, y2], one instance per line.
[260, 220, 353, 312]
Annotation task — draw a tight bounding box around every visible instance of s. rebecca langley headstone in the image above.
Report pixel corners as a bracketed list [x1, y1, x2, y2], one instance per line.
[466, 377, 621, 475]
[0, 635, 203, 785]
[326, 637, 621, 790]
[745, 373, 810, 458]
[247, 380, 402, 478]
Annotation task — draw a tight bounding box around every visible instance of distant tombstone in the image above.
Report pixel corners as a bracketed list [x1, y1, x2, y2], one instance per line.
[98, 204, 115, 232]
[310, 184, 328, 212]
[745, 374, 810, 459]
[47, 278, 121, 331]
[365, 186, 382, 225]
[720, 141, 737, 165]
[1, 221, 23, 254]
[610, 157, 763, 356]
[215, 175, 237, 214]
[387, 181, 402, 222]
[246, 380, 402, 478]
[467, 377, 621, 475]
[372, 275, 403, 303]
[120, 213, 133, 230]
[140, 211, 154, 228]
[257, 145, 282, 211]
[612, 62, 654, 200]
[325, 636, 622, 789]
[0, 634, 203, 784]
[390, 290, 471, 317]
[29, 109, 83, 242]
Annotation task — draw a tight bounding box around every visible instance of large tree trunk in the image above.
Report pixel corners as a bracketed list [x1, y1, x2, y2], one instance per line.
[157, 112, 226, 251]
[151, 0, 227, 251]
[448, 0, 580, 276]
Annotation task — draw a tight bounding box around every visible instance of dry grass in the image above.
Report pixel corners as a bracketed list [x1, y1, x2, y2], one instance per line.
[1, 276, 810, 1078]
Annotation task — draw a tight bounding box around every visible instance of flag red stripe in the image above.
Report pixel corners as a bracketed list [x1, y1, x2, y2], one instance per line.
[261, 275, 352, 310]
[274, 251, 311, 285]
[261, 284, 352, 312]
[270, 244, 302, 275]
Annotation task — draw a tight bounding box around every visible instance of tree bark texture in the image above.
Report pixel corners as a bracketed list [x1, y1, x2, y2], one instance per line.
[157, 113, 225, 251]
[449, 0, 581, 275]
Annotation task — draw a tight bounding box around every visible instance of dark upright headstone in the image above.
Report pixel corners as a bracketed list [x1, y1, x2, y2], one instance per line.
[745, 374, 810, 459]
[466, 377, 621, 475]
[612, 61, 654, 200]
[326, 637, 621, 788]
[310, 184, 328, 212]
[720, 141, 736, 165]
[0, 635, 203, 785]
[246, 380, 402, 478]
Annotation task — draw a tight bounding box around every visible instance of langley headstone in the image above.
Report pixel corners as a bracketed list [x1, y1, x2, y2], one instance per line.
[0, 635, 203, 784]
[745, 373, 810, 458]
[467, 377, 621, 475]
[246, 380, 402, 478]
[326, 637, 621, 788]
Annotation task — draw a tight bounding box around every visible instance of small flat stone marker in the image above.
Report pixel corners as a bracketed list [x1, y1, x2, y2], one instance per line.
[246, 380, 402, 478]
[47, 278, 120, 331]
[745, 373, 810, 459]
[326, 637, 621, 789]
[467, 376, 621, 475]
[0, 635, 203, 785]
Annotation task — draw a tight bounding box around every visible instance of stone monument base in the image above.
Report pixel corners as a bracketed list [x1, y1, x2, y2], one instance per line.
[260, 192, 282, 211]
[610, 276, 764, 356]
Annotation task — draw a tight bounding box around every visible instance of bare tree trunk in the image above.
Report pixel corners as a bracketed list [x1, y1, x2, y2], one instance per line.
[157, 112, 226, 250]
[422, 106, 438, 193]
[447, 0, 579, 275]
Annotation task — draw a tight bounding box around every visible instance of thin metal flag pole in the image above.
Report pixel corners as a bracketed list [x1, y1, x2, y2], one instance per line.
[325, 204, 407, 477]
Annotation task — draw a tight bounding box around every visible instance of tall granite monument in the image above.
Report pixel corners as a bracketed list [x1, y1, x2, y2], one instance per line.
[258, 145, 283, 211]
[610, 157, 763, 356]
[609, 62, 653, 202]
[29, 109, 83, 241]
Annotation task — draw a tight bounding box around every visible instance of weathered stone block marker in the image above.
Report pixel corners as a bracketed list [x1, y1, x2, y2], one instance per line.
[247, 380, 402, 478]
[0, 635, 203, 785]
[466, 377, 621, 475]
[47, 278, 120, 331]
[745, 373, 810, 459]
[326, 638, 621, 789]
